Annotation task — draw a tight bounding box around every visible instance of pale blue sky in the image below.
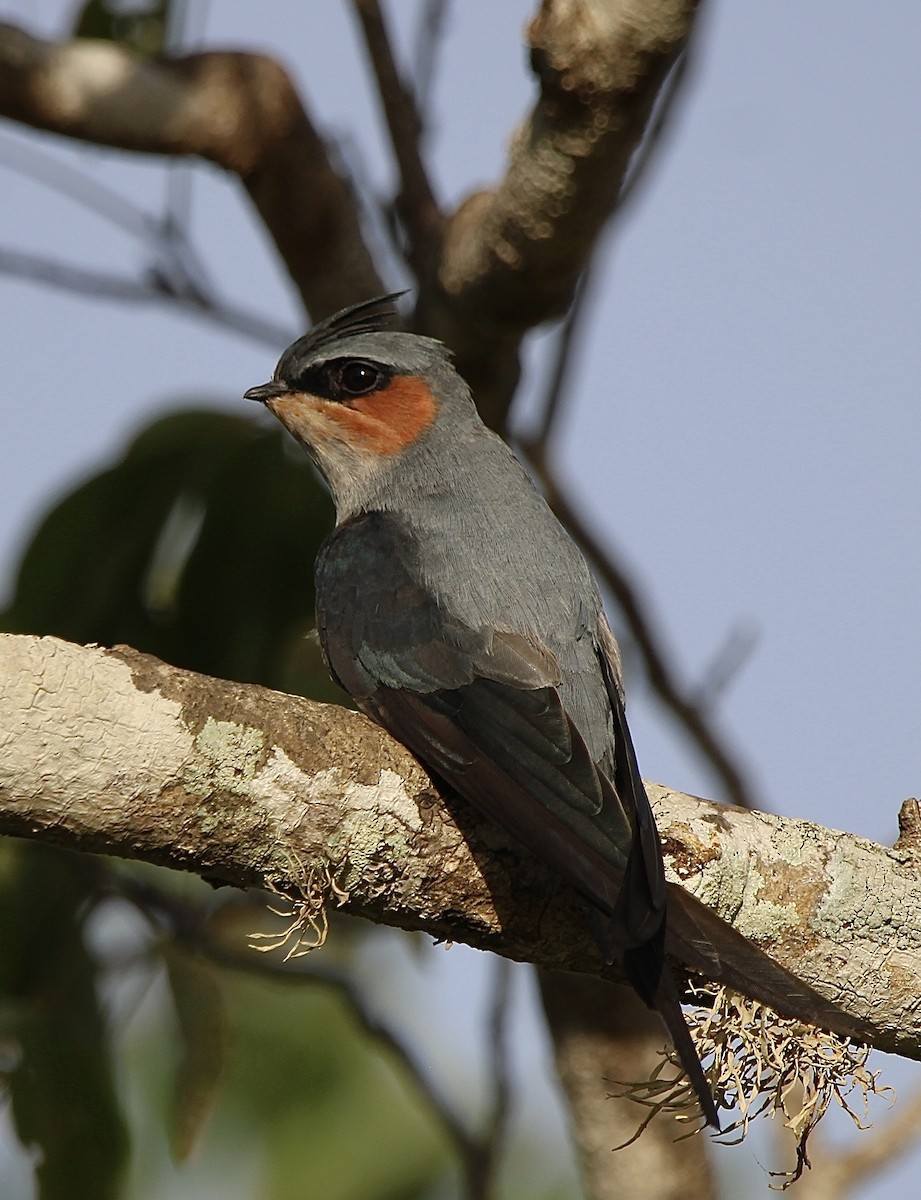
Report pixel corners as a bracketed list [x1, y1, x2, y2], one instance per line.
[2, 3, 920, 1196]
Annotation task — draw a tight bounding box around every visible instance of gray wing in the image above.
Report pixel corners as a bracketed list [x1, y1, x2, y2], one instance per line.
[316, 512, 653, 947]
[317, 510, 718, 1125]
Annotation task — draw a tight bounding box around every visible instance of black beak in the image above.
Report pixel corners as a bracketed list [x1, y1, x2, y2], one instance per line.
[244, 380, 289, 403]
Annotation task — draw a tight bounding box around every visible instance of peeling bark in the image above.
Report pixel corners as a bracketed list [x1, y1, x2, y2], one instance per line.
[2, 632, 919, 1060]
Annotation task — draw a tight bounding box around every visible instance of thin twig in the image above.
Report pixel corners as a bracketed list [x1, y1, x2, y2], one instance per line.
[525, 27, 700, 495]
[1, 133, 216, 321]
[692, 623, 759, 712]
[0, 134, 153, 241]
[326, 130, 408, 285]
[521, 138, 758, 811]
[290, 964, 481, 1171]
[615, 25, 699, 214]
[0, 133, 204, 297]
[346, 952, 517, 1200]
[452, 958, 517, 1197]
[0, 247, 294, 347]
[527, 261, 597, 451]
[0, 22, 384, 314]
[483, 957, 514, 1145]
[352, 0, 443, 265]
[797, 1083, 921, 1200]
[522, 456, 759, 810]
[413, 0, 451, 125]
[162, 0, 201, 233]
[155, 210, 216, 302]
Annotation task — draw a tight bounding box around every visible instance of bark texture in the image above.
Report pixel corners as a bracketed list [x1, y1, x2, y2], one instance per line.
[429, 0, 701, 426]
[2, 632, 919, 1060]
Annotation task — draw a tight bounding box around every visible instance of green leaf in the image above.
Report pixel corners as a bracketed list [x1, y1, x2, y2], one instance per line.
[162, 944, 228, 1162]
[221, 975, 450, 1200]
[72, 0, 172, 57]
[3, 407, 338, 699]
[0, 843, 128, 1200]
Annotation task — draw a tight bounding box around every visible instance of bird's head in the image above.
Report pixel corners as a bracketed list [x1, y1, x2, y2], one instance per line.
[245, 294, 472, 516]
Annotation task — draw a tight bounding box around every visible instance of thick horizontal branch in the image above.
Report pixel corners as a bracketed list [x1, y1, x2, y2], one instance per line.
[0, 21, 382, 317]
[424, 0, 701, 427]
[3, 634, 920, 1058]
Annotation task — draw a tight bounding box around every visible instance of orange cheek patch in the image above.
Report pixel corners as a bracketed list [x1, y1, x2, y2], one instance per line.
[267, 378, 437, 458]
[324, 375, 438, 456]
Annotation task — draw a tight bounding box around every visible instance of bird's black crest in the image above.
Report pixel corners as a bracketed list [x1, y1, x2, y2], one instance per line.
[272, 292, 408, 386]
[296, 292, 407, 357]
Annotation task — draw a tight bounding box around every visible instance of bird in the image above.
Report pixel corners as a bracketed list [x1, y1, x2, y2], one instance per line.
[245, 292, 720, 1127]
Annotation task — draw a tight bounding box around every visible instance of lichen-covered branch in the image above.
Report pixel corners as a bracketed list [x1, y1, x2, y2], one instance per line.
[0, 21, 382, 316]
[1, 632, 919, 1060]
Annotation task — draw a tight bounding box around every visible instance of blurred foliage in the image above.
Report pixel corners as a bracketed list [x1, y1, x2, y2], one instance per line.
[197, 972, 448, 1200]
[161, 944, 228, 1163]
[0, 842, 128, 1200]
[0, 406, 468, 1199]
[2, 407, 342, 703]
[72, 0, 173, 58]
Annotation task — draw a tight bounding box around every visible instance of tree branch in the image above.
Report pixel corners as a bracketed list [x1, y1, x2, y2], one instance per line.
[0, 246, 294, 346]
[0, 21, 382, 317]
[540, 972, 717, 1200]
[352, 0, 444, 267]
[0, 9, 704, 430]
[412, 0, 451, 122]
[2, 632, 919, 1060]
[524, 454, 760, 809]
[118, 871, 487, 1181]
[421, 0, 702, 429]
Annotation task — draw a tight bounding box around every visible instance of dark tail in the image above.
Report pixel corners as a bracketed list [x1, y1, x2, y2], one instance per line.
[624, 924, 721, 1129]
[666, 882, 873, 1043]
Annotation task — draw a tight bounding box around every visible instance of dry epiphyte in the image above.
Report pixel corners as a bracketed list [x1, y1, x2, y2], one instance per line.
[608, 985, 892, 1187]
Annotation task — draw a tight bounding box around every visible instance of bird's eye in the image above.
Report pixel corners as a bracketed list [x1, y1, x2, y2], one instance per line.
[338, 360, 382, 396]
